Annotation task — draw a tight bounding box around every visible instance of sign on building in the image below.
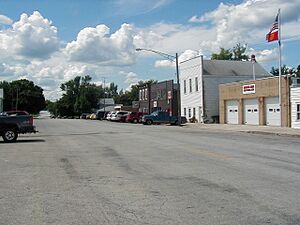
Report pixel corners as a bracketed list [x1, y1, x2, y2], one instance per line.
[242, 84, 255, 94]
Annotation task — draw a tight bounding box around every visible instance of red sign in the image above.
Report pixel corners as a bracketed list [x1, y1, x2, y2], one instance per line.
[242, 84, 255, 94]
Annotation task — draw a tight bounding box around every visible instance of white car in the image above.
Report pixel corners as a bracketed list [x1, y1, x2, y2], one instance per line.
[106, 111, 116, 121]
[110, 111, 128, 122]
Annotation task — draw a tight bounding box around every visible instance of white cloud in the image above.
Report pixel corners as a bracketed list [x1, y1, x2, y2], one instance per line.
[0, 15, 13, 25]
[124, 71, 139, 84]
[1, 11, 60, 59]
[155, 49, 200, 68]
[65, 23, 137, 66]
[190, 0, 300, 50]
[248, 48, 278, 62]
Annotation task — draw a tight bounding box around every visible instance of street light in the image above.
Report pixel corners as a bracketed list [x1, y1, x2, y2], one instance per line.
[136, 48, 181, 126]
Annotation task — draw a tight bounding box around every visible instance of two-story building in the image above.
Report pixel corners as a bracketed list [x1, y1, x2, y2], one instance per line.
[179, 56, 270, 123]
[138, 80, 178, 115]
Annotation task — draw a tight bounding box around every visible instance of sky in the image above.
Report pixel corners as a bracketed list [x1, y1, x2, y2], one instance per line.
[0, 0, 299, 100]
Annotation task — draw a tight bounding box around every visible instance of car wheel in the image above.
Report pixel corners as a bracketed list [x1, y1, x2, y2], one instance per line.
[133, 118, 138, 123]
[2, 128, 18, 143]
[146, 120, 153, 125]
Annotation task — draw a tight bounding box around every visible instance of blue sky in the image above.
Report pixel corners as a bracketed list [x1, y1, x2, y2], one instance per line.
[0, 0, 299, 100]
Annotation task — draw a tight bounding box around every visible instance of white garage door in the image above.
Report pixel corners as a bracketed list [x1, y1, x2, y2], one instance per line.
[226, 100, 239, 124]
[265, 97, 281, 126]
[244, 98, 259, 125]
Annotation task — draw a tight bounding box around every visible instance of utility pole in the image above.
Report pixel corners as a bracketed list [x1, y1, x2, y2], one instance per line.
[136, 48, 182, 126]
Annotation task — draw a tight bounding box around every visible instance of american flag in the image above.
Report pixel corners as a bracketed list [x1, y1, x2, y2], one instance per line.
[266, 12, 279, 42]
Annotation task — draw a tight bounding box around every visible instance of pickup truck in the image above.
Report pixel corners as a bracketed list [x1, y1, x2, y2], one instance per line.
[0, 111, 37, 142]
[142, 111, 187, 125]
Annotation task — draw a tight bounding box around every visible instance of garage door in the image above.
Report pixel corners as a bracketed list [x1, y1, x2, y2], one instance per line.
[265, 97, 281, 126]
[244, 98, 259, 125]
[226, 100, 238, 124]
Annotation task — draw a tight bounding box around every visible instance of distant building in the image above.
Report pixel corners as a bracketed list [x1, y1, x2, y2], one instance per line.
[179, 56, 270, 123]
[97, 98, 115, 112]
[138, 80, 178, 116]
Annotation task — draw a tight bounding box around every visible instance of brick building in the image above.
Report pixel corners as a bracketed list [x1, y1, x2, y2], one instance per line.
[138, 80, 178, 116]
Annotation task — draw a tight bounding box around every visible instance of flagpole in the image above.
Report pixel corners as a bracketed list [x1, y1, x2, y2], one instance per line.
[278, 8, 282, 126]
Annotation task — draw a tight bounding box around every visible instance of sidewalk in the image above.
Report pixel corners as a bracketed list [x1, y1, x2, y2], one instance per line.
[184, 123, 300, 137]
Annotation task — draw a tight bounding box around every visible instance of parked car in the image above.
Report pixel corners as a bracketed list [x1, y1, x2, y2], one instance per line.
[111, 111, 129, 122]
[126, 112, 147, 123]
[80, 113, 89, 119]
[1, 110, 29, 116]
[96, 111, 109, 120]
[0, 111, 37, 142]
[106, 111, 116, 121]
[119, 112, 130, 122]
[142, 111, 187, 125]
[90, 113, 97, 120]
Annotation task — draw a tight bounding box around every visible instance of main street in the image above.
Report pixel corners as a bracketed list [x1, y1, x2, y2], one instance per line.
[0, 119, 299, 225]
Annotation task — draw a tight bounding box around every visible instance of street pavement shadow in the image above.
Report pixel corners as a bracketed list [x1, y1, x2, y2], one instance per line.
[0, 139, 45, 144]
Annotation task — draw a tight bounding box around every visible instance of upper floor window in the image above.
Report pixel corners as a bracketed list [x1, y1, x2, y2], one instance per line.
[195, 77, 199, 92]
[145, 88, 148, 100]
[189, 78, 192, 93]
[139, 90, 142, 100]
[184, 80, 187, 94]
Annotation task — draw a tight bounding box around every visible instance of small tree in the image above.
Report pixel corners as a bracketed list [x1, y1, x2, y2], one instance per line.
[211, 48, 232, 60]
[211, 43, 249, 61]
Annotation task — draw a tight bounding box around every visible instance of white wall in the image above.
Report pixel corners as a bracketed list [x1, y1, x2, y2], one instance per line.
[291, 87, 300, 129]
[179, 56, 203, 122]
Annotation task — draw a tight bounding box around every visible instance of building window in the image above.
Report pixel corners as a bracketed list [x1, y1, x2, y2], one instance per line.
[195, 77, 199, 92]
[297, 104, 300, 120]
[193, 108, 196, 117]
[145, 88, 148, 100]
[139, 90, 142, 100]
[188, 108, 191, 118]
[189, 78, 192, 93]
[184, 108, 186, 116]
[184, 80, 187, 94]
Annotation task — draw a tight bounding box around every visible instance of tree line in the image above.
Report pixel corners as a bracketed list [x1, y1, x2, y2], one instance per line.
[0, 79, 45, 114]
[47, 75, 156, 117]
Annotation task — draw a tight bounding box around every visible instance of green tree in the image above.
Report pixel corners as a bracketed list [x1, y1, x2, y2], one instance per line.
[211, 48, 232, 60]
[211, 43, 249, 61]
[270, 65, 296, 76]
[0, 79, 46, 114]
[232, 43, 249, 61]
[55, 75, 102, 116]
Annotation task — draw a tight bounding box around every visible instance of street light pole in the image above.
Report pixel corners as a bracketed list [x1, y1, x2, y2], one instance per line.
[175, 53, 181, 126]
[136, 48, 181, 126]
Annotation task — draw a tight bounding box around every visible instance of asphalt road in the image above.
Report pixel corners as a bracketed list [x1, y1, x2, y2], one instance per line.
[0, 119, 300, 225]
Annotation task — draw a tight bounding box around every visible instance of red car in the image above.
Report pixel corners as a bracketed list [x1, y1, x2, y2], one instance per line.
[126, 112, 147, 123]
